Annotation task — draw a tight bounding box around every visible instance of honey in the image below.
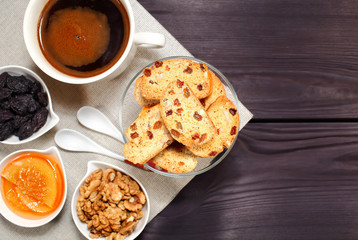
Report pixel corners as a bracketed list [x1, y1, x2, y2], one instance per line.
[1, 153, 65, 219]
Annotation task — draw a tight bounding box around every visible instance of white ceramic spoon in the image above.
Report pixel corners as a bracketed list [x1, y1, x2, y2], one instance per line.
[54, 129, 125, 161]
[77, 106, 125, 143]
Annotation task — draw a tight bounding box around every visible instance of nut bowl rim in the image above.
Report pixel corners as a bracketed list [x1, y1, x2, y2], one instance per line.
[118, 56, 240, 178]
[71, 160, 150, 240]
[0, 146, 68, 228]
[0, 65, 60, 145]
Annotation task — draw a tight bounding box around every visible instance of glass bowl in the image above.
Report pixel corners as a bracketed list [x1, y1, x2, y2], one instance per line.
[119, 56, 240, 177]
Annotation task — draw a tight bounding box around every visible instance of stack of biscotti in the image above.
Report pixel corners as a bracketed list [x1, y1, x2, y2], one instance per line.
[124, 58, 239, 174]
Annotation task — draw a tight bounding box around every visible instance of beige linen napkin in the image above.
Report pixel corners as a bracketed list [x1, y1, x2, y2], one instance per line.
[0, 0, 253, 239]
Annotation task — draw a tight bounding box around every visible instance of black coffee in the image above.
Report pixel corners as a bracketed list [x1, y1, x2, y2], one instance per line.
[38, 0, 130, 78]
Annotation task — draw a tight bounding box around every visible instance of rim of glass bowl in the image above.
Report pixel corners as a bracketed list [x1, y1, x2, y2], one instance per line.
[119, 56, 240, 178]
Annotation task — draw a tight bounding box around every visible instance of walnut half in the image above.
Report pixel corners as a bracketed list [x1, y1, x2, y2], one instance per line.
[77, 169, 146, 239]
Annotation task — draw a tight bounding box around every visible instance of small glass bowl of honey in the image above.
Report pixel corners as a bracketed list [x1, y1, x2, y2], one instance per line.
[0, 146, 67, 227]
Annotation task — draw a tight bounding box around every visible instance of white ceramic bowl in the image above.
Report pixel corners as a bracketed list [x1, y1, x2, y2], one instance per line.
[0, 146, 67, 227]
[0, 65, 59, 144]
[71, 161, 150, 240]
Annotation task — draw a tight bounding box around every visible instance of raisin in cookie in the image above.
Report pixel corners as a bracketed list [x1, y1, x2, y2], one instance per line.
[151, 142, 197, 173]
[139, 59, 212, 100]
[187, 95, 239, 157]
[134, 76, 159, 107]
[124, 104, 174, 164]
[160, 79, 215, 146]
[201, 70, 226, 110]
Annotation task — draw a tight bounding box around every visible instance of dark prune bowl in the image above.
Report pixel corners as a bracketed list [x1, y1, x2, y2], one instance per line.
[0, 65, 59, 145]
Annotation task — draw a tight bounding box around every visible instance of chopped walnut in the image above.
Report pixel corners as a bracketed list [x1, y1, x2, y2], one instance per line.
[77, 169, 146, 239]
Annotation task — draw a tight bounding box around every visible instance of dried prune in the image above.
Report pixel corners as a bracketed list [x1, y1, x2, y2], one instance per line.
[6, 75, 30, 93]
[29, 79, 43, 95]
[16, 120, 34, 140]
[0, 109, 14, 123]
[0, 100, 10, 109]
[32, 108, 48, 132]
[0, 88, 12, 101]
[10, 94, 32, 115]
[28, 96, 40, 113]
[0, 72, 9, 88]
[36, 92, 48, 107]
[0, 72, 49, 141]
[14, 115, 31, 129]
[0, 120, 15, 141]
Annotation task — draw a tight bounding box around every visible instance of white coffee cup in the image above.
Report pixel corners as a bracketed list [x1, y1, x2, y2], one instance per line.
[23, 0, 165, 84]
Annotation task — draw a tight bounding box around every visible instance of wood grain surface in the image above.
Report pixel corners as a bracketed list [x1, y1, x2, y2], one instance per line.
[139, 123, 358, 240]
[140, 0, 358, 120]
[137, 0, 358, 239]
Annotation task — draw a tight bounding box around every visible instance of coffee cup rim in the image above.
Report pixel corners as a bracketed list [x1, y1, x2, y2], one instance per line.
[23, 0, 135, 84]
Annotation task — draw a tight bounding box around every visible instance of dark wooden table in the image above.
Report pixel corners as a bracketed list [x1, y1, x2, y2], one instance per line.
[137, 0, 358, 239]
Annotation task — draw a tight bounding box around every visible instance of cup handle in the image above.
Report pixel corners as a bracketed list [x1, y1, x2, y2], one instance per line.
[134, 32, 166, 48]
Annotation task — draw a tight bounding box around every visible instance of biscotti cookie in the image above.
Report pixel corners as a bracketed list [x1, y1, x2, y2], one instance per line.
[160, 79, 215, 146]
[201, 70, 226, 110]
[124, 104, 174, 164]
[187, 95, 239, 157]
[151, 142, 198, 173]
[139, 59, 212, 100]
[134, 76, 160, 107]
